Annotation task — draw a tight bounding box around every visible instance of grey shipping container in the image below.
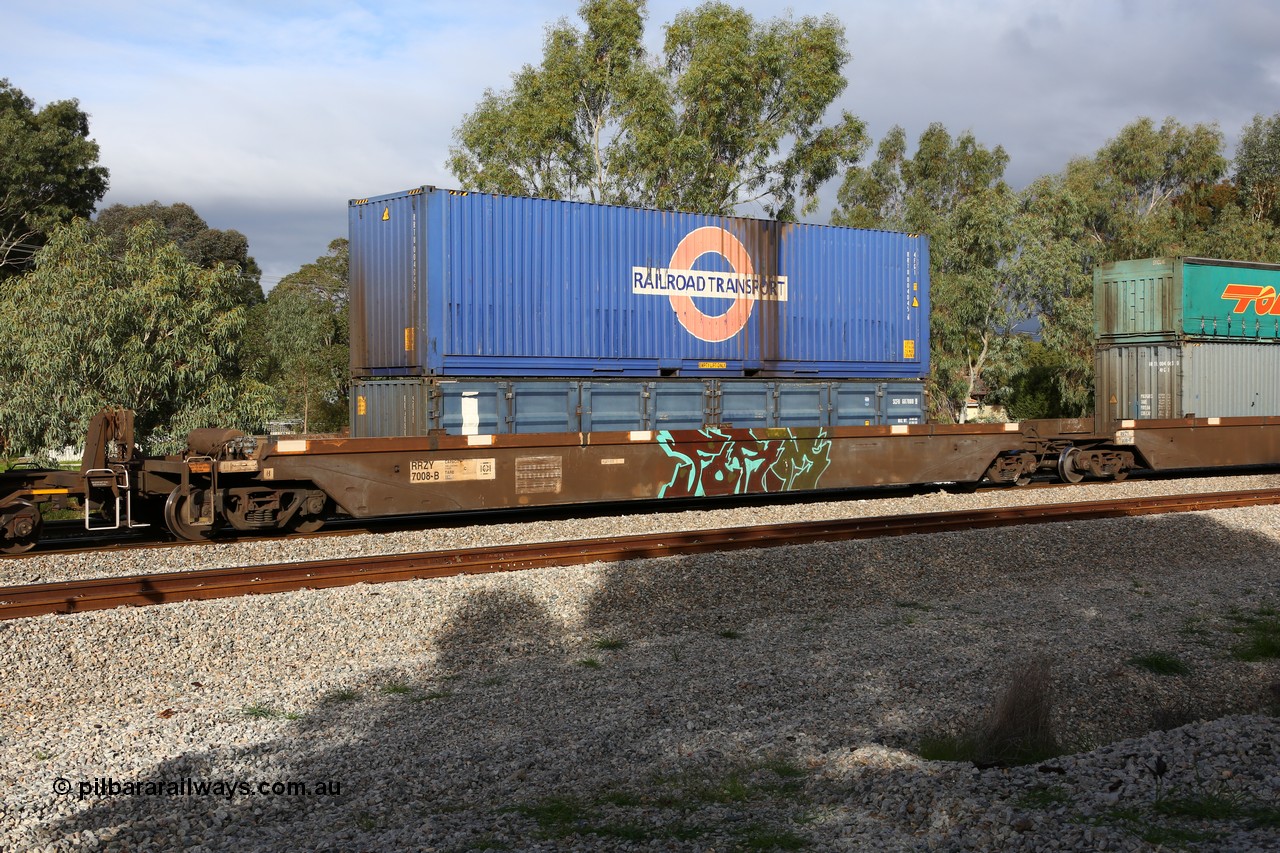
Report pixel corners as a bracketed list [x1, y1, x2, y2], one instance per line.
[349, 187, 929, 379]
[350, 378, 927, 438]
[1094, 340, 1280, 425]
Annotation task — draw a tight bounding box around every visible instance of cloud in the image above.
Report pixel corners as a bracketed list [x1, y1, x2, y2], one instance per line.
[9, 0, 1280, 282]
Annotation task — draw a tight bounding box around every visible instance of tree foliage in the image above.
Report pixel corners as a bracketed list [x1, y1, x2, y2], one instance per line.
[449, 0, 866, 218]
[1234, 112, 1280, 226]
[1007, 117, 1233, 415]
[449, 0, 653, 203]
[96, 201, 264, 306]
[244, 239, 350, 433]
[834, 123, 1022, 422]
[0, 220, 272, 453]
[0, 78, 109, 276]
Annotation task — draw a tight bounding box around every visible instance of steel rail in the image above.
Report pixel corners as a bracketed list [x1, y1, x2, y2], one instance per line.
[4, 487, 1280, 621]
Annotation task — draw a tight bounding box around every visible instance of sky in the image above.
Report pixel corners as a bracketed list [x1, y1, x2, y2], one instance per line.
[8, 0, 1280, 289]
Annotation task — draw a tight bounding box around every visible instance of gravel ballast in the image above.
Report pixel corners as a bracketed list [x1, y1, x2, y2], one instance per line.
[2, 474, 1279, 851]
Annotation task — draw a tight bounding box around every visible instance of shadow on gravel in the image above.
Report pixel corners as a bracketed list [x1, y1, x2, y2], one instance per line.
[50, 511, 1280, 850]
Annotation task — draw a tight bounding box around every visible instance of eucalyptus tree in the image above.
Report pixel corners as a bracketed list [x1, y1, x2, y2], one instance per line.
[0, 79, 108, 276]
[834, 123, 1022, 422]
[96, 201, 264, 306]
[449, 0, 867, 218]
[245, 239, 350, 432]
[0, 220, 272, 454]
[1010, 117, 1230, 415]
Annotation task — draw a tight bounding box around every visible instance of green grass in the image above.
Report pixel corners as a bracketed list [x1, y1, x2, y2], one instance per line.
[379, 681, 415, 695]
[241, 705, 279, 719]
[718, 628, 742, 639]
[411, 689, 454, 702]
[511, 761, 813, 847]
[517, 796, 589, 832]
[1154, 789, 1280, 826]
[579, 657, 602, 669]
[593, 637, 628, 651]
[1088, 785, 1280, 847]
[917, 733, 979, 763]
[1128, 652, 1192, 676]
[759, 758, 806, 780]
[737, 825, 808, 850]
[916, 657, 1062, 768]
[685, 772, 752, 804]
[1231, 612, 1280, 661]
[1138, 823, 1219, 846]
[1015, 785, 1071, 809]
[323, 689, 360, 703]
[1155, 790, 1251, 821]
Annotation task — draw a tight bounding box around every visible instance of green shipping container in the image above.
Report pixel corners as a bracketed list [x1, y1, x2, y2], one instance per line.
[1094, 256, 1280, 342]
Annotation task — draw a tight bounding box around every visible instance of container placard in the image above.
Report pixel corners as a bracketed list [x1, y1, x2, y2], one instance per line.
[409, 458, 495, 483]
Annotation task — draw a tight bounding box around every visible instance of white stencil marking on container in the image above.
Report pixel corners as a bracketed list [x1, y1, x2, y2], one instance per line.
[467, 434, 494, 446]
[600, 458, 626, 465]
[516, 456, 563, 494]
[410, 458, 495, 483]
[461, 392, 480, 435]
[276, 439, 309, 453]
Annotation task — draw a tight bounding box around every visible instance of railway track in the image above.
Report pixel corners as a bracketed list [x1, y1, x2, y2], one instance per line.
[4, 487, 1280, 621]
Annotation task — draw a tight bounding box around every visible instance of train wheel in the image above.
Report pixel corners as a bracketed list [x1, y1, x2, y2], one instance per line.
[1, 501, 42, 554]
[1057, 447, 1085, 484]
[164, 488, 216, 542]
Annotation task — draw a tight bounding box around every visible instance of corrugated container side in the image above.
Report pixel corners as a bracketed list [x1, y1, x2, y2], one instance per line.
[351, 377, 928, 436]
[581, 382, 648, 433]
[1094, 343, 1184, 423]
[651, 382, 711, 429]
[1181, 342, 1280, 416]
[828, 382, 884, 427]
[506, 381, 578, 434]
[718, 381, 772, 428]
[1095, 256, 1280, 342]
[881, 381, 927, 424]
[1095, 341, 1280, 424]
[1093, 258, 1180, 340]
[436, 382, 504, 436]
[775, 383, 827, 428]
[350, 378, 430, 437]
[349, 190, 426, 375]
[350, 187, 929, 379]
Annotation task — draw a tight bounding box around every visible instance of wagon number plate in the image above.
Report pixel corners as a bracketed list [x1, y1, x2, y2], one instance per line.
[409, 458, 495, 483]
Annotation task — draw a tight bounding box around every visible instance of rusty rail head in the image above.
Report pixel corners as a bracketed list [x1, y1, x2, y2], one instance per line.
[4, 488, 1280, 621]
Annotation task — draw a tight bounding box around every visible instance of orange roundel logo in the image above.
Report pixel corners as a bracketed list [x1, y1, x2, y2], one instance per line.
[666, 226, 756, 342]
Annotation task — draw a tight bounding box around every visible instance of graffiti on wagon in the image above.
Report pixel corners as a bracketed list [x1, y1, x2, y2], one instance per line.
[655, 427, 831, 498]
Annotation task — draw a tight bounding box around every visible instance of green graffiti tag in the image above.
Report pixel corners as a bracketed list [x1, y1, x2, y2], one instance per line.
[656, 427, 832, 498]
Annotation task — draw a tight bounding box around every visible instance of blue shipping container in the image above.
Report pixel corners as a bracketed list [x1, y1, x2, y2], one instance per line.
[350, 187, 929, 379]
[350, 378, 927, 437]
